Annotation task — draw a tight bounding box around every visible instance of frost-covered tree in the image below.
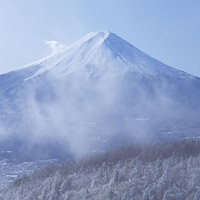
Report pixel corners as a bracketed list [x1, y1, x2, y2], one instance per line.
[2, 139, 200, 199]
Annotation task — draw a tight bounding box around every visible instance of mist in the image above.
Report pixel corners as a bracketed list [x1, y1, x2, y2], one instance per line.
[0, 66, 196, 161]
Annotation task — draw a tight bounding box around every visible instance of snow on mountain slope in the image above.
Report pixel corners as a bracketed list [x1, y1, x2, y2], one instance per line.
[5, 31, 195, 83]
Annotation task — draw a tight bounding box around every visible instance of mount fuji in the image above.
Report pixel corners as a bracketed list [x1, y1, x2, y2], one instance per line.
[0, 31, 200, 160]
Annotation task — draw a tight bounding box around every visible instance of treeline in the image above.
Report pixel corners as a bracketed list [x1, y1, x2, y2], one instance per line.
[1, 139, 200, 199]
[79, 138, 200, 167]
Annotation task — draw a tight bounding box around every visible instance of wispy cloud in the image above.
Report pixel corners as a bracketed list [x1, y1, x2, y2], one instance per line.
[45, 40, 66, 53]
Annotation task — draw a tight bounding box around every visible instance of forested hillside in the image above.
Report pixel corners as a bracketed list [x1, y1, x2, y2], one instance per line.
[1, 139, 200, 200]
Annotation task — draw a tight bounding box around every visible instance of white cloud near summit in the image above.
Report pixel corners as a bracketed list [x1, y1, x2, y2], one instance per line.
[45, 40, 66, 53]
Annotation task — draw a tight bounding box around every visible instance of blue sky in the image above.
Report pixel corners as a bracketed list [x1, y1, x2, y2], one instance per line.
[0, 0, 200, 76]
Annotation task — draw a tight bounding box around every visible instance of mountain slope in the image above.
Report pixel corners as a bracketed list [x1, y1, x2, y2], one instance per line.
[0, 31, 200, 160]
[4, 31, 195, 81]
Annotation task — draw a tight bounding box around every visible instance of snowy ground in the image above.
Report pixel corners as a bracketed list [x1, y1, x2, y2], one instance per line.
[0, 156, 58, 190]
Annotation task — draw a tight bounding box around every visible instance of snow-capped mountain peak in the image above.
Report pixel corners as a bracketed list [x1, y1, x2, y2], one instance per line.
[8, 31, 195, 81]
[68, 31, 111, 48]
[0, 31, 200, 163]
